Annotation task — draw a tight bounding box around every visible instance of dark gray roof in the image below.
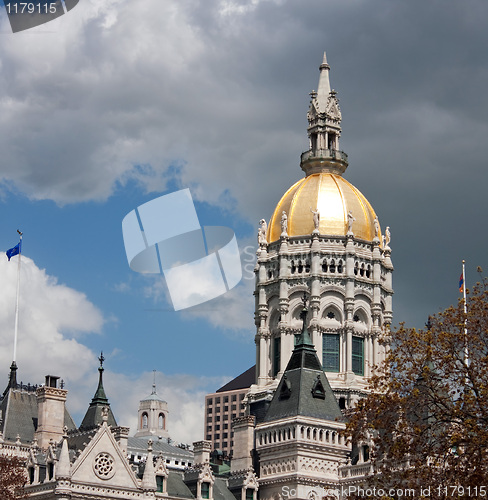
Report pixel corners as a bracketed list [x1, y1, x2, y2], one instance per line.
[79, 366, 117, 431]
[263, 340, 343, 423]
[167, 471, 195, 498]
[127, 436, 193, 459]
[214, 477, 238, 500]
[217, 366, 255, 393]
[0, 388, 77, 444]
[0, 389, 38, 442]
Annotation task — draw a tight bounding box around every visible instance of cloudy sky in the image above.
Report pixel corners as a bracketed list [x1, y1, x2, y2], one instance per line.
[1, 0, 487, 443]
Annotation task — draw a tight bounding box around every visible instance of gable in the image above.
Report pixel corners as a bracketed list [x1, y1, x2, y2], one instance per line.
[71, 424, 140, 489]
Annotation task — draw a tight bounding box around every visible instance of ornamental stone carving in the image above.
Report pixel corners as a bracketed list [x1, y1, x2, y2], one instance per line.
[93, 452, 115, 480]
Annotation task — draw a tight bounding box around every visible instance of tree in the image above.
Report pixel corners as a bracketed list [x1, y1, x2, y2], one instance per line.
[347, 282, 488, 499]
[0, 455, 27, 500]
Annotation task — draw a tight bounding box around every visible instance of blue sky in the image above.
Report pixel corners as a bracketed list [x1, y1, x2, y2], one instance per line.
[0, 178, 256, 372]
[1, 0, 488, 442]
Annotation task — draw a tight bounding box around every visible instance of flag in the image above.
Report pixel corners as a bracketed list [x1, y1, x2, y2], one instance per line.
[459, 272, 464, 294]
[6, 241, 21, 261]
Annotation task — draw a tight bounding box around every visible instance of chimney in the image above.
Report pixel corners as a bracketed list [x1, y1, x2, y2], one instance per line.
[231, 415, 255, 471]
[193, 440, 211, 465]
[34, 375, 68, 449]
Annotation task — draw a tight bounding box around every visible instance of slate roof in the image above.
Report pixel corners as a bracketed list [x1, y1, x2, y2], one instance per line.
[79, 366, 117, 430]
[263, 313, 343, 423]
[0, 383, 76, 444]
[128, 436, 193, 460]
[167, 471, 195, 498]
[214, 477, 239, 500]
[217, 365, 255, 392]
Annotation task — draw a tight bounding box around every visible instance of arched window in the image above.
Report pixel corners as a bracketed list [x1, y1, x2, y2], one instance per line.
[337, 260, 343, 273]
[142, 412, 148, 429]
[322, 260, 328, 272]
[323, 334, 340, 372]
[273, 336, 281, 377]
[159, 413, 165, 429]
[352, 336, 364, 375]
[366, 265, 371, 278]
[298, 260, 303, 273]
[291, 260, 296, 274]
[329, 259, 336, 273]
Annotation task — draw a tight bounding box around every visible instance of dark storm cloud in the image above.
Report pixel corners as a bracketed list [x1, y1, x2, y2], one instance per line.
[1, 0, 488, 327]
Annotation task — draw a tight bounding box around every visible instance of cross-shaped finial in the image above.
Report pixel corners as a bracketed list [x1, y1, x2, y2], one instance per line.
[99, 352, 105, 368]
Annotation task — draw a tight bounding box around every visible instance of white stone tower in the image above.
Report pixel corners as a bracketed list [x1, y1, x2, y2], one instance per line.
[249, 53, 393, 411]
[134, 374, 169, 439]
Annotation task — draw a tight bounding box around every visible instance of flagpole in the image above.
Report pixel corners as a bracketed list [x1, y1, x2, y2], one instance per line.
[12, 230, 22, 363]
[462, 259, 468, 369]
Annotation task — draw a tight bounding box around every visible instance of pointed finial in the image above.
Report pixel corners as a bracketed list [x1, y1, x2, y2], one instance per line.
[320, 51, 330, 70]
[99, 352, 105, 368]
[152, 370, 157, 395]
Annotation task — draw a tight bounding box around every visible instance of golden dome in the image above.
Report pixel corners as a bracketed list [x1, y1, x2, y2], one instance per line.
[267, 173, 379, 243]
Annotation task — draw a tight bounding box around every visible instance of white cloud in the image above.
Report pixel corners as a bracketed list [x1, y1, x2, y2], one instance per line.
[0, 254, 224, 441]
[0, 255, 103, 383]
[0, 0, 302, 221]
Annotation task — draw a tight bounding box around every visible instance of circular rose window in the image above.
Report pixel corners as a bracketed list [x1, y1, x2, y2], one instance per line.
[93, 452, 116, 480]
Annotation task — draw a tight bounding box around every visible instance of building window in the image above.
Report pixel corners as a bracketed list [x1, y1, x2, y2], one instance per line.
[142, 412, 148, 429]
[201, 482, 210, 499]
[159, 413, 165, 429]
[273, 336, 281, 377]
[156, 476, 165, 493]
[232, 395, 237, 401]
[323, 334, 340, 372]
[246, 489, 254, 500]
[352, 336, 364, 375]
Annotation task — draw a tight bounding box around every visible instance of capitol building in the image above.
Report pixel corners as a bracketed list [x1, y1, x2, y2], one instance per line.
[0, 53, 391, 499]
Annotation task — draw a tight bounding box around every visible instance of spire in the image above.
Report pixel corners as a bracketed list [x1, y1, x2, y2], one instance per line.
[79, 352, 117, 431]
[316, 51, 331, 112]
[56, 428, 71, 478]
[151, 369, 157, 395]
[4, 361, 18, 395]
[295, 294, 314, 347]
[92, 352, 109, 404]
[263, 293, 343, 423]
[141, 439, 157, 491]
[301, 52, 347, 177]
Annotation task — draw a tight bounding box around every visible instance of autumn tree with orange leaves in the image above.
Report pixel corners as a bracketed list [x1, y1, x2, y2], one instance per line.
[346, 282, 488, 499]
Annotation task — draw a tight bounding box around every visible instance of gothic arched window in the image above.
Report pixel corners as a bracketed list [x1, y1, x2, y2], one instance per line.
[142, 412, 148, 429]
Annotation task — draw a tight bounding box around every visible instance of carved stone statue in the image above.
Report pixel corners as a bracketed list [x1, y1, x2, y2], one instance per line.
[310, 207, 320, 232]
[385, 226, 391, 247]
[281, 211, 288, 236]
[258, 219, 267, 246]
[374, 217, 380, 238]
[347, 210, 356, 234]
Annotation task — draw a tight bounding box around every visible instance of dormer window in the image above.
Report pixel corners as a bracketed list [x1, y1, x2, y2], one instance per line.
[201, 482, 210, 499]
